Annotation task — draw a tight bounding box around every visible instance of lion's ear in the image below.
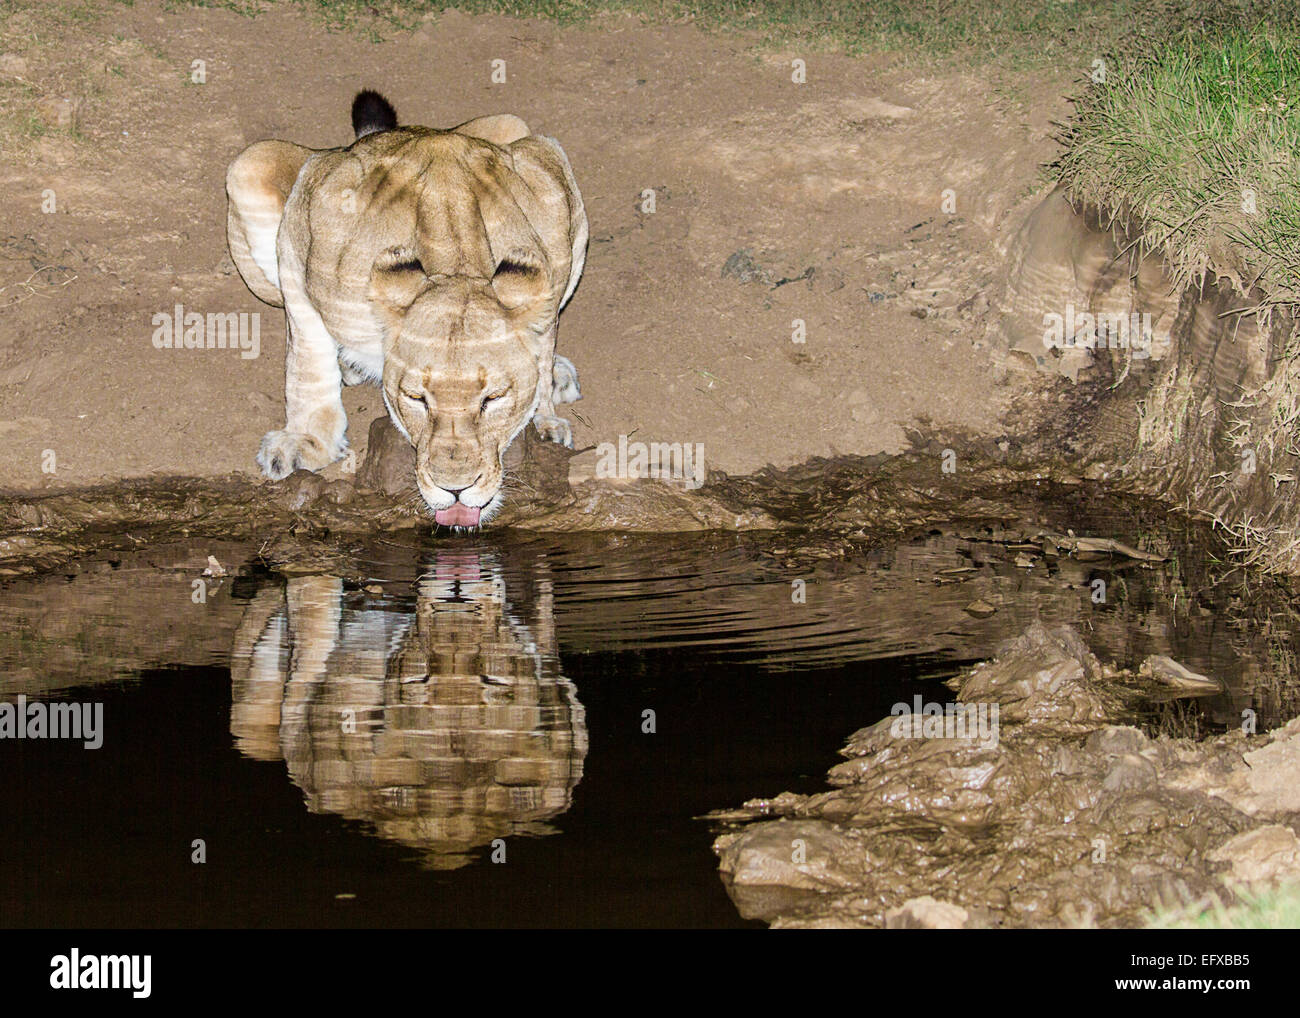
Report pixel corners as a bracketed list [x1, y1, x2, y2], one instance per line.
[491, 249, 548, 310]
[368, 247, 427, 320]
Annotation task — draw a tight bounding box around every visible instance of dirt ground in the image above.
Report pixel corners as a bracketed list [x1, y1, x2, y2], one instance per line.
[0, 1, 1069, 491]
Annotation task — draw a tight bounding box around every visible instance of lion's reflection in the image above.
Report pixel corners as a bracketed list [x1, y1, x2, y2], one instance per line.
[229, 550, 586, 868]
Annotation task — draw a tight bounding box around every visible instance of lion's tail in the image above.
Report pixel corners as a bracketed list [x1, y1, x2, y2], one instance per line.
[351, 90, 398, 139]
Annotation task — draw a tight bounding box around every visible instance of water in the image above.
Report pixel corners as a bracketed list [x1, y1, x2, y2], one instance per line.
[0, 523, 1295, 927]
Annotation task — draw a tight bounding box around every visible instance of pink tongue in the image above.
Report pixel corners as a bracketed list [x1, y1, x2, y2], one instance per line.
[435, 503, 482, 528]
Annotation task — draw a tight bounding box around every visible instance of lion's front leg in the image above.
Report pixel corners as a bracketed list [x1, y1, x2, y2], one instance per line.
[257, 304, 348, 479]
[532, 323, 575, 448]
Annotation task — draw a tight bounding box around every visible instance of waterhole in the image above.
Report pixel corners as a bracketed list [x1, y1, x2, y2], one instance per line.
[1, 498, 1296, 928]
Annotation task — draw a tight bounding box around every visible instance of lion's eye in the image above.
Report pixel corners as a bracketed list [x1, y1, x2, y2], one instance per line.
[399, 389, 426, 407]
[480, 388, 509, 413]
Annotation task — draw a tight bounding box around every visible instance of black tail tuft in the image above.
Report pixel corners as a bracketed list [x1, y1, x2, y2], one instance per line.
[351, 90, 398, 139]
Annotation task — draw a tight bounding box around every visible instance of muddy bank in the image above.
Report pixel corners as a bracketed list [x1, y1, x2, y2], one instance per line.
[999, 186, 1300, 573]
[0, 410, 1090, 575]
[708, 622, 1300, 928]
[0, 423, 773, 575]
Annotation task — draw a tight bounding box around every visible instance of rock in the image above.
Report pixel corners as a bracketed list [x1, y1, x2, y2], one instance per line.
[1195, 716, 1300, 817]
[715, 818, 880, 923]
[721, 249, 772, 285]
[716, 819, 869, 892]
[956, 622, 1122, 732]
[963, 599, 997, 618]
[0, 534, 59, 559]
[1237, 720, 1300, 814]
[885, 896, 971, 929]
[355, 416, 415, 496]
[1208, 826, 1300, 884]
[278, 470, 326, 511]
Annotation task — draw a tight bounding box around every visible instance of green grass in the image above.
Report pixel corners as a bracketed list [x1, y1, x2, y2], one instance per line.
[0, 0, 1289, 68]
[1148, 882, 1300, 928]
[1058, 28, 1300, 317]
[138, 1, 1300, 67]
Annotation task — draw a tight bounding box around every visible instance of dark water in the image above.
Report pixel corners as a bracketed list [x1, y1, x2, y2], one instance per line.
[0, 523, 1295, 927]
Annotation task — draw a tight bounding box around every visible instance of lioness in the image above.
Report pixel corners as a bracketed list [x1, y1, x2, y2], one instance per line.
[225, 90, 587, 527]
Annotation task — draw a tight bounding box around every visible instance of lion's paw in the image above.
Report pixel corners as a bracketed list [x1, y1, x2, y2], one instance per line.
[257, 430, 344, 479]
[533, 414, 573, 448]
[552, 355, 581, 406]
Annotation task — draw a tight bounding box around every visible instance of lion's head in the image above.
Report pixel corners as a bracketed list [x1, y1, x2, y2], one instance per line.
[371, 248, 553, 527]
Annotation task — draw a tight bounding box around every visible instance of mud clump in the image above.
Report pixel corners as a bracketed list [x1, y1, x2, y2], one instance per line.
[0, 414, 798, 576]
[709, 623, 1300, 928]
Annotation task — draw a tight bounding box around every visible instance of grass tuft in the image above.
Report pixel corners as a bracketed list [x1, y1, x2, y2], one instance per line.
[1148, 881, 1300, 928]
[1059, 29, 1300, 320]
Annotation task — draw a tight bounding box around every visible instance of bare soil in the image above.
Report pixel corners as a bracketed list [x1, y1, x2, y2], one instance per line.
[0, 1, 1070, 491]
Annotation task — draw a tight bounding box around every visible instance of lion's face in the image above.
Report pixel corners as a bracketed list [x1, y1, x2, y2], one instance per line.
[377, 264, 547, 528]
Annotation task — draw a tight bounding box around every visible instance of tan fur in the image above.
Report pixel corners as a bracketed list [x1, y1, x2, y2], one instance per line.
[225, 110, 587, 522]
[228, 554, 586, 862]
